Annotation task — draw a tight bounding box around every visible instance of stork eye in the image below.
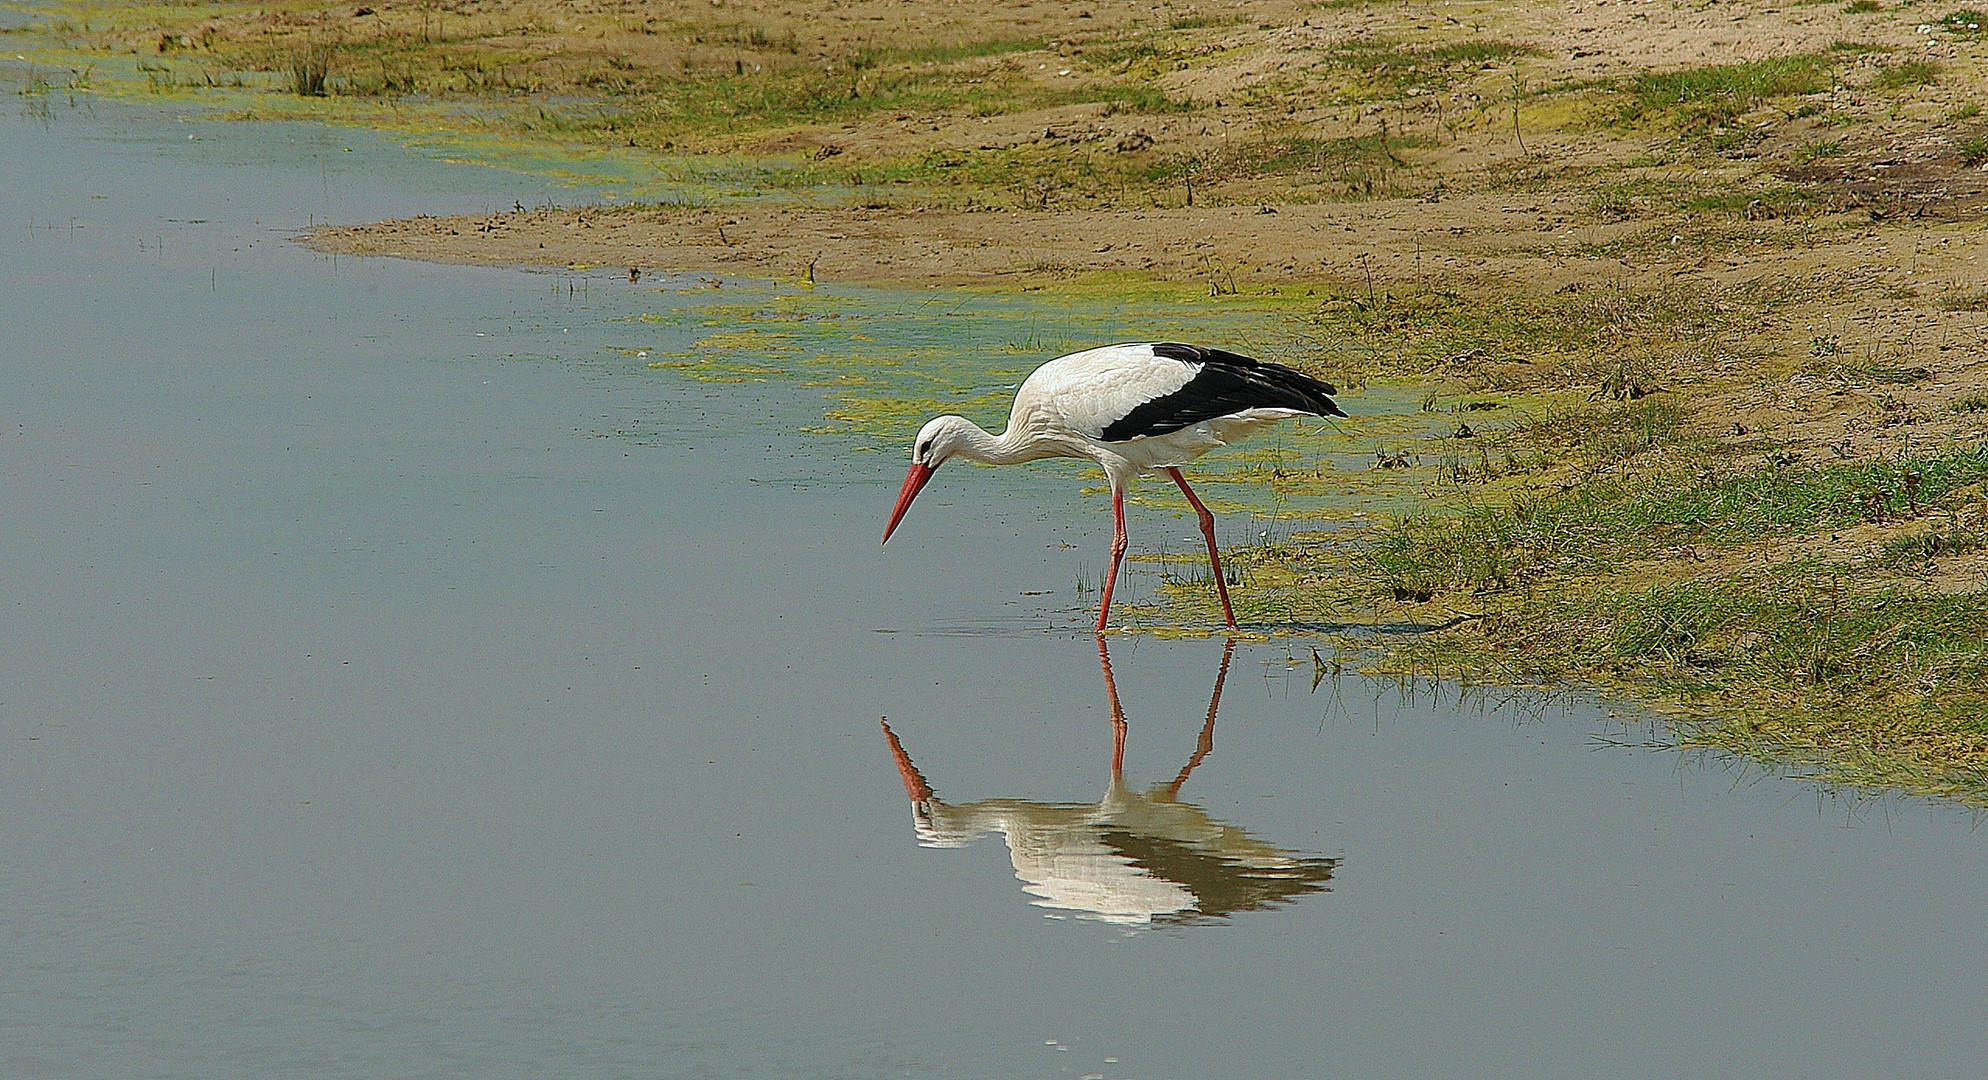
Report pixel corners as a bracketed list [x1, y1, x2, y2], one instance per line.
[917, 439, 932, 461]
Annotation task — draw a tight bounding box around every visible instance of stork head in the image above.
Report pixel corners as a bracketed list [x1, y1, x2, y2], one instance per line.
[882, 415, 973, 543]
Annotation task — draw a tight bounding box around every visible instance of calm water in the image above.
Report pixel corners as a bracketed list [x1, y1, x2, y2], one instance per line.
[4, 94, 1988, 1080]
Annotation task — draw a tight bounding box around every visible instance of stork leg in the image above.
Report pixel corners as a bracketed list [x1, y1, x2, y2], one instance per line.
[1095, 485, 1130, 633]
[1166, 468, 1238, 629]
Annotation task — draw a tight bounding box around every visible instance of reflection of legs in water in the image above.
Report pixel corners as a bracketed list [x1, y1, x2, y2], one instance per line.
[1100, 634, 1235, 795]
[892, 636, 1236, 806]
[1162, 638, 1235, 799]
[1096, 635, 1128, 781]
[880, 719, 934, 801]
[1166, 467, 1238, 630]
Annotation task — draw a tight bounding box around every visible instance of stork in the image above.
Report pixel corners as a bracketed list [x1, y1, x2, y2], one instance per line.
[881, 342, 1344, 630]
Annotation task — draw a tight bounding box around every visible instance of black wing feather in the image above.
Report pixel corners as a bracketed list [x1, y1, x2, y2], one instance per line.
[1101, 343, 1345, 442]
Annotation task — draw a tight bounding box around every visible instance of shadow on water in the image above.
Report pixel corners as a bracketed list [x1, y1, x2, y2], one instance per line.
[881, 638, 1339, 927]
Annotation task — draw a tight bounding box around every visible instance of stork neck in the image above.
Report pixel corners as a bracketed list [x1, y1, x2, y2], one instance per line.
[951, 421, 1041, 466]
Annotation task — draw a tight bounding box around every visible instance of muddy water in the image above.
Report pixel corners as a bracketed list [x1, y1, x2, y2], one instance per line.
[5, 97, 1988, 1080]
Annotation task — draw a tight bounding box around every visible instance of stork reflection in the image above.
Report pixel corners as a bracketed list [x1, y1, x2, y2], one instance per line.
[881, 639, 1337, 927]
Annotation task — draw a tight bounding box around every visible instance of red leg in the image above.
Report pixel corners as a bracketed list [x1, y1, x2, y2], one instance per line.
[1095, 485, 1129, 632]
[1167, 468, 1237, 629]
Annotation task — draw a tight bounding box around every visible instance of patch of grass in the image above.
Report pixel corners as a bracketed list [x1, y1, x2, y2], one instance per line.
[1589, 182, 1638, 219]
[1304, 278, 1800, 395]
[1585, 175, 1816, 220]
[1166, 12, 1242, 30]
[1471, 572, 1988, 791]
[1844, 0, 1883, 11]
[1938, 9, 1988, 35]
[1800, 348, 1932, 385]
[1870, 60, 1941, 90]
[1874, 512, 1988, 565]
[1320, 37, 1545, 100]
[1953, 393, 1988, 412]
[289, 40, 333, 96]
[1361, 446, 1988, 600]
[1939, 290, 1988, 311]
[1620, 54, 1834, 135]
[1219, 130, 1430, 196]
[1957, 135, 1988, 167]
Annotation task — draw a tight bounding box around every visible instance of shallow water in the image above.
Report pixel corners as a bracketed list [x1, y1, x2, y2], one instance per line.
[5, 96, 1988, 1079]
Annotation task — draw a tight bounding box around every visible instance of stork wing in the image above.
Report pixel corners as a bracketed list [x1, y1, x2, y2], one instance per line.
[1099, 344, 1344, 442]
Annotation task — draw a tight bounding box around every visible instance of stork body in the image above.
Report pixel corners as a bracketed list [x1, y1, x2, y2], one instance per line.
[881, 342, 1344, 630]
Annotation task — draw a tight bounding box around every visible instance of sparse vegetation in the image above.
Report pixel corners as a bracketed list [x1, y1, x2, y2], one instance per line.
[289, 39, 332, 96]
[1872, 60, 1941, 90]
[1620, 54, 1834, 135]
[25, 0, 1988, 798]
[1939, 9, 1988, 35]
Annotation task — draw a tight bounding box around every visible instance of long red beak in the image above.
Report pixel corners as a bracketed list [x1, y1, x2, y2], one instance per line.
[882, 463, 936, 544]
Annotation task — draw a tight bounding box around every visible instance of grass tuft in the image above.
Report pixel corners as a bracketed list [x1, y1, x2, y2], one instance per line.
[290, 40, 333, 96]
[1871, 60, 1941, 91]
[1939, 9, 1988, 35]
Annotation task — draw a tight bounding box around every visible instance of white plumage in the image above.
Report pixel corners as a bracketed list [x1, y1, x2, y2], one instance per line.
[882, 342, 1343, 631]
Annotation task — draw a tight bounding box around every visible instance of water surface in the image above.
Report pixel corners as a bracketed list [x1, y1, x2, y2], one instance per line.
[4, 95, 1987, 1080]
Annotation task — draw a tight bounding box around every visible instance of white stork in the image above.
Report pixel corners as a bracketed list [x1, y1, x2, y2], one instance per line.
[881, 342, 1344, 630]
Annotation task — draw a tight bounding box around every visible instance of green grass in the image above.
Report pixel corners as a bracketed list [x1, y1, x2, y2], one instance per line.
[1958, 135, 1988, 167]
[1939, 9, 1988, 35]
[1303, 278, 1801, 393]
[1620, 54, 1834, 135]
[1320, 38, 1545, 99]
[1467, 572, 1988, 769]
[1871, 60, 1941, 90]
[1800, 349, 1932, 386]
[1361, 446, 1988, 599]
[1874, 517, 1988, 564]
[1586, 175, 1817, 220]
[1342, 443, 1988, 799]
[1166, 12, 1243, 30]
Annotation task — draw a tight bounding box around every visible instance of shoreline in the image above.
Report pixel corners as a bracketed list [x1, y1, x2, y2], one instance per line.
[52, 0, 1981, 799]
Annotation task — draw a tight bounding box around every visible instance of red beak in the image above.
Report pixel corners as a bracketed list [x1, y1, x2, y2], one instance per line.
[882, 463, 936, 544]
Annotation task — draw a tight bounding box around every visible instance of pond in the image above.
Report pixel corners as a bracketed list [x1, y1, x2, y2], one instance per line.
[4, 93, 1987, 1079]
